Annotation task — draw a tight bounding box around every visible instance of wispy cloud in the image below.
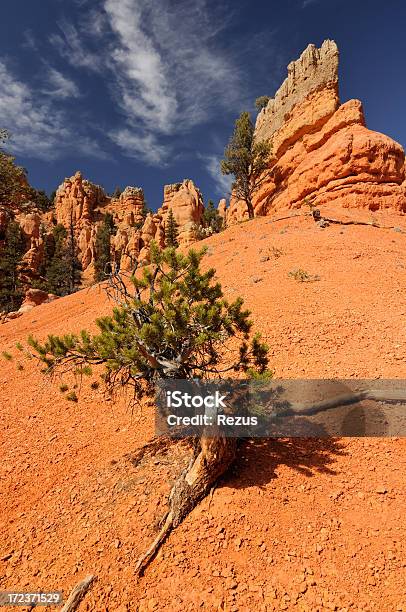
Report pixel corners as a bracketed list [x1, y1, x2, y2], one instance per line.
[203, 155, 233, 197]
[50, 0, 242, 164]
[0, 60, 104, 160]
[43, 67, 80, 99]
[302, 0, 320, 7]
[22, 29, 38, 52]
[110, 128, 169, 165]
[50, 20, 104, 72]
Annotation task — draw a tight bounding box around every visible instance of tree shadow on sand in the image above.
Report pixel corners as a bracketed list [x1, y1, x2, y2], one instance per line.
[218, 380, 394, 491]
[225, 432, 347, 491]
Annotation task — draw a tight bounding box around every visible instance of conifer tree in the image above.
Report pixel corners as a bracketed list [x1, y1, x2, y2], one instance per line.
[0, 219, 25, 312]
[45, 221, 81, 296]
[0, 130, 31, 206]
[29, 189, 52, 212]
[27, 244, 270, 573]
[45, 224, 69, 296]
[94, 213, 116, 282]
[112, 186, 122, 199]
[203, 200, 223, 233]
[33, 224, 54, 291]
[221, 111, 271, 219]
[1, 130, 53, 213]
[67, 211, 82, 293]
[165, 209, 179, 247]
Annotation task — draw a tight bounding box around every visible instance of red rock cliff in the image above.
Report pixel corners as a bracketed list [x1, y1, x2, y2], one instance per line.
[225, 40, 406, 221]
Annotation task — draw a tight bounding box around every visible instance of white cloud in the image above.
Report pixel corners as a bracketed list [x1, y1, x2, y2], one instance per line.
[51, 0, 242, 163]
[104, 0, 177, 134]
[50, 20, 103, 72]
[44, 67, 80, 99]
[203, 155, 233, 197]
[0, 60, 104, 160]
[110, 128, 169, 165]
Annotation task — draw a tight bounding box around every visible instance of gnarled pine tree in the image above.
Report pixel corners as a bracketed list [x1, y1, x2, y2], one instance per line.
[221, 111, 271, 219]
[0, 130, 32, 207]
[27, 244, 269, 574]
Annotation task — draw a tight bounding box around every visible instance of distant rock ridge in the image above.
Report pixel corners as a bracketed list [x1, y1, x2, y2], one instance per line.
[47, 174, 206, 279]
[222, 39, 406, 223]
[0, 171, 212, 316]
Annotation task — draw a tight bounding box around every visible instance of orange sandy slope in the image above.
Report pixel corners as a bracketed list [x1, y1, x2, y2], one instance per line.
[1, 207, 405, 611]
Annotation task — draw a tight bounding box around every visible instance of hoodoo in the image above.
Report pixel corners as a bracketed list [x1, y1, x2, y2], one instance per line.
[226, 40, 406, 222]
[53, 174, 205, 275]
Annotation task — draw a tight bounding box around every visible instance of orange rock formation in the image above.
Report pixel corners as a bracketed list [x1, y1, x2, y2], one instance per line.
[222, 40, 406, 222]
[53, 174, 205, 276]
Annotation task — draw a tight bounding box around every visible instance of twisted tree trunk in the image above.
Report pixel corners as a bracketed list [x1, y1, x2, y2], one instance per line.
[135, 431, 237, 576]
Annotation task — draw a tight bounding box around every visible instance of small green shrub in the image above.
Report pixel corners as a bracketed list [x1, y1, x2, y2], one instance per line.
[66, 391, 78, 402]
[289, 268, 320, 283]
[59, 383, 69, 393]
[255, 96, 270, 111]
[271, 246, 283, 258]
[1, 351, 12, 361]
[74, 365, 93, 376]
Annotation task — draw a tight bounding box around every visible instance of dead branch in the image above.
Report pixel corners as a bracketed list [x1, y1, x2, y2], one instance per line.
[134, 511, 174, 576]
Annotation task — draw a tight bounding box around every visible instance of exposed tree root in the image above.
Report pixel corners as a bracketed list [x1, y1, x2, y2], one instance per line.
[135, 434, 237, 576]
[286, 389, 406, 416]
[314, 209, 402, 231]
[127, 434, 191, 467]
[265, 211, 402, 232]
[134, 511, 174, 576]
[323, 216, 390, 229]
[61, 575, 95, 612]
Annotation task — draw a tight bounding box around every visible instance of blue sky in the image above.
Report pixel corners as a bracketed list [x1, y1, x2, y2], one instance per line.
[1, 0, 405, 209]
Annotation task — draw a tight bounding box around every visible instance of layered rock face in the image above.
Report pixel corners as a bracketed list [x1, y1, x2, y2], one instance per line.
[225, 40, 406, 220]
[55, 171, 107, 225]
[255, 39, 339, 155]
[52, 174, 205, 276]
[53, 172, 107, 272]
[160, 180, 205, 246]
[106, 187, 146, 227]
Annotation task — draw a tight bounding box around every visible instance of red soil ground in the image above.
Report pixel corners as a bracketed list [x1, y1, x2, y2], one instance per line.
[1, 206, 405, 611]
